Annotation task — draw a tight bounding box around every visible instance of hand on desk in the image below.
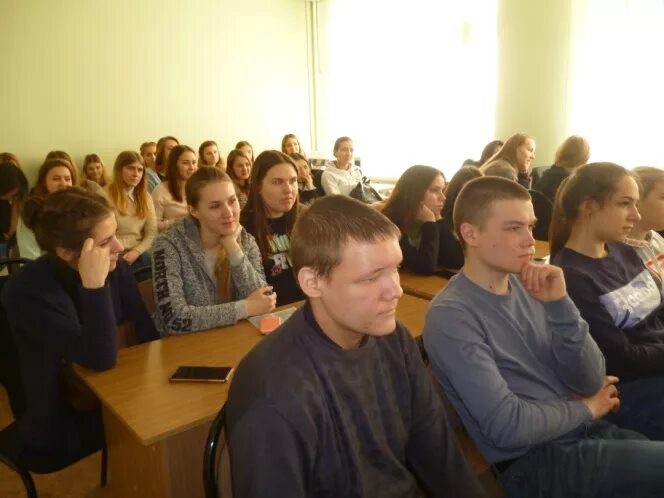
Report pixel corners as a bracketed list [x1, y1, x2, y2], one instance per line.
[245, 286, 277, 316]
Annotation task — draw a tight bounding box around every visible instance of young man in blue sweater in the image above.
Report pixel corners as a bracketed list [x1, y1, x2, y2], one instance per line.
[423, 176, 664, 497]
[226, 195, 486, 498]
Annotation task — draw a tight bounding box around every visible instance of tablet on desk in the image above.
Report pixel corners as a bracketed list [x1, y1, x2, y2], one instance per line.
[169, 366, 234, 383]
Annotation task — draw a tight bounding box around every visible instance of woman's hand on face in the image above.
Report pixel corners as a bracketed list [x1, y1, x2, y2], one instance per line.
[220, 223, 243, 257]
[416, 203, 437, 223]
[78, 238, 111, 289]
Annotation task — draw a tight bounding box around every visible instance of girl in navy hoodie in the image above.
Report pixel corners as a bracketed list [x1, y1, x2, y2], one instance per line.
[551, 162, 664, 441]
[2, 187, 158, 471]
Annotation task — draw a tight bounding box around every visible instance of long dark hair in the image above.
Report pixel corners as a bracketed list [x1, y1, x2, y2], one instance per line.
[240, 150, 299, 258]
[166, 145, 196, 202]
[381, 165, 444, 234]
[549, 162, 633, 259]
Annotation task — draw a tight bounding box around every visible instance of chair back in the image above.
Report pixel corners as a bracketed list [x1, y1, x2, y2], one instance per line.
[529, 189, 553, 242]
[311, 168, 326, 197]
[203, 403, 232, 498]
[0, 257, 31, 418]
[137, 278, 156, 316]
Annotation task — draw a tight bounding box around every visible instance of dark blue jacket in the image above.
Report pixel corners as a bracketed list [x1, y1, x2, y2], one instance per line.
[2, 254, 158, 468]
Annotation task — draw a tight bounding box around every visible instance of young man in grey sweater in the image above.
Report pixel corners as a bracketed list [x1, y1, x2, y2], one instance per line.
[423, 176, 664, 497]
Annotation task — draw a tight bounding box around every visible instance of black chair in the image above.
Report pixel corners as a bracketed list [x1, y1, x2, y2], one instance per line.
[311, 168, 326, 197]
[529, 189, 553, 242]
[0, 256, 108, 496]
[203, 403, 228, 498]
[530, 165, 551, 186]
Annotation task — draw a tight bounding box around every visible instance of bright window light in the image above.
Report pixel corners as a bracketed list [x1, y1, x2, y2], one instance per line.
[315, 0, 499, 180]
[569, 0, 664, 167]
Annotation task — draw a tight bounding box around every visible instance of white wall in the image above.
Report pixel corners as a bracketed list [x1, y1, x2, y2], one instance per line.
[0, 0, 311, 179]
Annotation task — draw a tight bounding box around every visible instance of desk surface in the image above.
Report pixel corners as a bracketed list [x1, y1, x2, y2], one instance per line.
[76, 294, 430, 447]
[400, 239, 550, 300]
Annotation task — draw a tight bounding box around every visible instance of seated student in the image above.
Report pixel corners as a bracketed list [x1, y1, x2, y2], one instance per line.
[240, 150, 304, 306]
[199, 140, 224, 169]
[0, 162, 28, 256]
[478, 139, 504, 167]
[82, 153, 109, 187]
[154, 136, 179, 179]
[45, 150, 106, 198]
[423, 176, 664, 497]
[625, 167, 664, 285]
[437, 165, 483, 270]
[226, 149, 251, 209]
[140, 141, 159, 193]
[534, 135, 590, 202]
[480, 133, 536, 189]
[482, 159, 518, 182]
[2, 188, 158, 471]
[381, 165, 447, 275]
[321, 136, 363, 196]
[106, 151, 157, 271]
[227, 195, 486, 498]
[235, 140, 254, 163]
[151, 144, 197, 231]
[281, 133, 305, 157]
[289, 152, 319, 204]
[17, 158, 74, 259]
[551, 163, 664, 440]
[152, 166, 275, 336]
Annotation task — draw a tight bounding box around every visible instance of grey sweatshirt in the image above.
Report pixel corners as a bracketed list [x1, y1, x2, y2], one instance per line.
[152, 217, 267, 336]
[423, 272, 605, 463]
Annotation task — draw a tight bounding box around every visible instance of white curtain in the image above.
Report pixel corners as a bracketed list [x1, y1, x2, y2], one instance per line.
[569, 0, 664, 167]
[314, 0, 499, 180]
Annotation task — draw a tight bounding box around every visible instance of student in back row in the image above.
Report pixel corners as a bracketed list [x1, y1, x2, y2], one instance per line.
[152, 167, 275, 336]
[551, 163, 664, 440]
[3, 188, 157, 472]
[423, 176, 664, 497]
[380, 165, 447, 274]
[321, 136, 362, 196]
[151, 145, 197, 231]
[227, 195, 485, 497]
[106, 151, 157, 271]
[240, 151, 304, 305]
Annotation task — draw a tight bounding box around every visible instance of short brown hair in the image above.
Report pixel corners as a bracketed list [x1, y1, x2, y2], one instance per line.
[633, 166, 664, 198]
[453, 176, 531, 246]
[140, 141, 157, 155]
[291, 195, 400, 280]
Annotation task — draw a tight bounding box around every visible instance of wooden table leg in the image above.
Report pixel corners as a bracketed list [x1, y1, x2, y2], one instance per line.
[102, 408, 210, 498]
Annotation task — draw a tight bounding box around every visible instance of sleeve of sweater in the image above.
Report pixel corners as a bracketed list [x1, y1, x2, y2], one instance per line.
[423, 300, 592, 452]
[152, 186, 175, 232]
[152, 237, 245, 335]
[133, 196, 158, 255]
[399, 327, 486, 498]
[563, 265, 664, 379]
[399, 222, 439, 275]
[543, 296, 606, 395]
[230, 231, 268, 300]
[321, 170, 340, 195]
[229, 400, 309, 498]
[3, 278, 118, 371]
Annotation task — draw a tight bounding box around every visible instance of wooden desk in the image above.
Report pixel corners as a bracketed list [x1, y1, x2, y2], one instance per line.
[76, 294, 430, 498]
